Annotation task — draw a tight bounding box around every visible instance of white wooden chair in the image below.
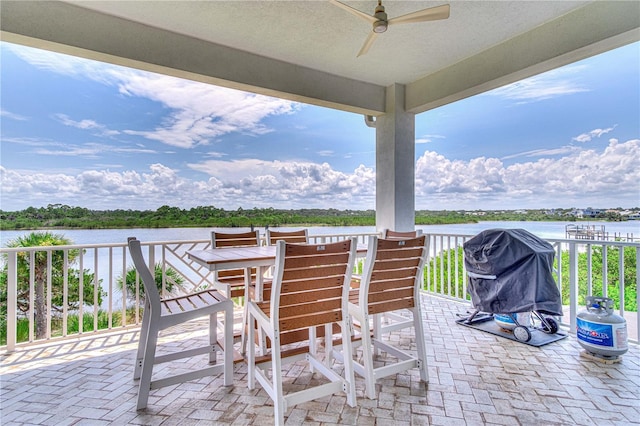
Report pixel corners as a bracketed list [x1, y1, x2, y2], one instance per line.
[246, 238, 358, 424]
[210, 230, 263, 347]
[128, 237, 233, 410]
[345, 235, 429, 399]
[210, 230, 262, 300]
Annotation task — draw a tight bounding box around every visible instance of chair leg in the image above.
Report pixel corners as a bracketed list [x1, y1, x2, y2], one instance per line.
[223, 302, 234, 386]
[341, 318, 357, 407]
[209, 312, 217, 365]
[133, 302, 151, 380]
[271, 339, 286, 425]
[247, 309, 256, 390]
[136, 317, 159, 410]
[412, 307, 429, 383]
[373, 313, 382, 357]
[360, 313, 377, 400]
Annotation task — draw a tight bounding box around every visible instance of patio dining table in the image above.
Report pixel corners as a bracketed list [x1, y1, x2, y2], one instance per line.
[187, 245, 278, 302]
[187, 243, 368, 301]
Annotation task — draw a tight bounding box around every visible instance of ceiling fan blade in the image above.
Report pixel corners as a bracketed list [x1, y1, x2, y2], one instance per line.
[388, 4, 450, 26]
[357, 32, 378, 57]
[330, 0, 377, 24]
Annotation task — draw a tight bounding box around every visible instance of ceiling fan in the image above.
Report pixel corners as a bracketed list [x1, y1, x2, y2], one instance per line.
[330, 0, 450, 57]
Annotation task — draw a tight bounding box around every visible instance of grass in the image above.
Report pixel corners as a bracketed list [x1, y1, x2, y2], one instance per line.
[1, 308, 140, 345]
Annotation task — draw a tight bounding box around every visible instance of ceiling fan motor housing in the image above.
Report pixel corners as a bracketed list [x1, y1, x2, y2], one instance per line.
[373, 5, 388, 33]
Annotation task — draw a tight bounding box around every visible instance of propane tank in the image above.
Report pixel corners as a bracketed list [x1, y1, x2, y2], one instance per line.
[494, 312, 531, 331]
[576, 296, 628, 359]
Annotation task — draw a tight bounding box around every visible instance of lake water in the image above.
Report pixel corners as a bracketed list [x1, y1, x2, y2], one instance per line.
[1, 220, 638, 246]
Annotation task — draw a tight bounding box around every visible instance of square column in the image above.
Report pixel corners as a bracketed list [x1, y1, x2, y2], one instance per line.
[376, 84, 415, 232]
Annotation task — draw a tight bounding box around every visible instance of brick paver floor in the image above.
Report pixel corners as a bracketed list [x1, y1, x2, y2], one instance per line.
[1, 294, 638, 425]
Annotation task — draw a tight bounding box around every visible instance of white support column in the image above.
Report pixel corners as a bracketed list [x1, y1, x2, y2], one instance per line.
[375, 84, 415, 233]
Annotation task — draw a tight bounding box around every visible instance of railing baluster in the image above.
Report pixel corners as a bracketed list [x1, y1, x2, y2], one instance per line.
[29, 251, 35, 343]
[446, 236, 451, 297]
[586, 243, 593, 295]
[636, 246, 640, 343]
[568, 243, 579, 335]
[454, 236, 459, 299]
[122, 247, 127, 327]
[618, 244, 624, 317]
[78, 250, 84, 335]
[46, 251, 52, 340]
[94, 247, 99, 332]
[602, 245, 608, 298]
[63, 250, 68, 337]
[108, 247, 113, 329]
[7, 252, 17, 352]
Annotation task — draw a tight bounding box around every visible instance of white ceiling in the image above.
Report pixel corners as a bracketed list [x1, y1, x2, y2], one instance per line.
[2, 1, 639, 114]
[67, 0, 590, 86]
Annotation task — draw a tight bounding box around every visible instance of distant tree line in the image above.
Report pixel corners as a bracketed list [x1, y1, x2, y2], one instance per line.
[0, 204, 617, 231]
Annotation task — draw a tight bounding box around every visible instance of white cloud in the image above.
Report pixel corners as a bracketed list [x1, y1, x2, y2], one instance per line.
[415, 138, 640, 209]
[1, 159, 375, 210]
[8, 43, 301, 149]
[33, 143, 155, 158]
[3, 138, 638, 211]
[572, 126, 617, 143]
[1, 109, 28, 121]
[54, 113, 121, 137]
[416, 134, 445, 144]
[500, 146, 579, 160]
[2, 136, 156, 159]
[488, 65, 589, 103]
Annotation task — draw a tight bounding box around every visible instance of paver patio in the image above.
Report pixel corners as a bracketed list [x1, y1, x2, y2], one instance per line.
[2, 294, 638, 425]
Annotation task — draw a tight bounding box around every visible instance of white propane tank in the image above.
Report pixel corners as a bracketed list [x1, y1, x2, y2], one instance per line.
[494, 313, 531, 331]
[576, 296, 628, 359]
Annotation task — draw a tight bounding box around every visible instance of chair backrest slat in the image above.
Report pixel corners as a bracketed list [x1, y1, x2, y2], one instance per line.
[280, 311, 342, 332]
[282, 263, 350, 282]
[369, 276, 415, 293]
[383, 229, 423, 239]
[281, 276, 343, 293]
[266, 229, 308, 245]
[282, 252, 349, 269]
[280, 287, 343, 306]
[368, 298, 414, 315]
[279, 299, 342, 321]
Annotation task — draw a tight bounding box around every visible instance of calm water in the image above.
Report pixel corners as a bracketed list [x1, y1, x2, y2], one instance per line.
[1, 220, 638, 246]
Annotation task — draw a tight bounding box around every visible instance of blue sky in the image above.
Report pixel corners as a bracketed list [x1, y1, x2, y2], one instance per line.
[1, 41, 638, 211]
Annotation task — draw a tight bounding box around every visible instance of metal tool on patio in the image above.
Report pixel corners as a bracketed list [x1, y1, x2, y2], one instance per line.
[460, 228, 563, 343]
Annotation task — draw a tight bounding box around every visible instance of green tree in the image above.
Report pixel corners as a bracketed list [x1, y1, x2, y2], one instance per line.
[117, 263, 182, 301]
[0, 232, 104, 339]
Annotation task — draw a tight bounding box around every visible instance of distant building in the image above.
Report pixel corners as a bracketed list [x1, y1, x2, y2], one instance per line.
[582, 208, 604, 218]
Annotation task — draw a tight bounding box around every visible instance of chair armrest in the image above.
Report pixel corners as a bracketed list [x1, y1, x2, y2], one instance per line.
[247, 301, 274, 339]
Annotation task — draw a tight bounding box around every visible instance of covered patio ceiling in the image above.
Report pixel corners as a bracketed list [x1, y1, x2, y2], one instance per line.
[1, 1, 639, 116]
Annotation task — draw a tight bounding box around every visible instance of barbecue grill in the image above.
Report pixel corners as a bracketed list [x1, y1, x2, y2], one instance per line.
[461, 228, 563, 342]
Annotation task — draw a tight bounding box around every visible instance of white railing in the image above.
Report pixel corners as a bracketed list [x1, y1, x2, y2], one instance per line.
[1, 231, 638, 352]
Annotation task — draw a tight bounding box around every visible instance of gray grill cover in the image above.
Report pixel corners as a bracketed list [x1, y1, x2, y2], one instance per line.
[463, 229, 562, 316]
